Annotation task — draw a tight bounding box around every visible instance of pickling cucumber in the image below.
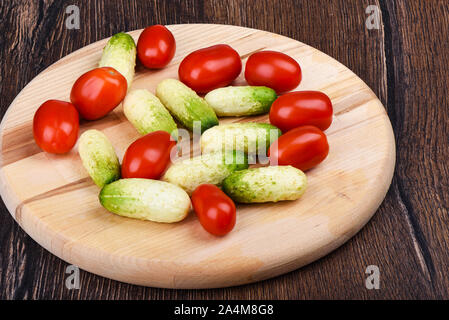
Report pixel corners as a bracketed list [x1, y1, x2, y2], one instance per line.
[222, 166, 307, 203]
[99, 178, 191, 223]
[78, 130, 120, 187]
[99, 32, 136, 88]
[123, 89, 177, 137]
[162, 151, 248, 194]
[204, 86, 277, 116]
[200, 122, 281, 154]
[156, 79, 219, 132]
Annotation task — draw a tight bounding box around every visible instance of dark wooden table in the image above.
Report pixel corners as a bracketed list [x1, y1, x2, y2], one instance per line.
[0, 0, 448, 300]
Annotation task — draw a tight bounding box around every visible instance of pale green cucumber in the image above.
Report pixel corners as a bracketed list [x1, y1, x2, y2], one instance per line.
[123, 89, 177, 137]
[99, 32, 136, 88]
[162, 151, 248, 194]
[99, 178, 191, 223]
[222, 166, 307, 203]
[78, 130, 120, 187]
[200, 122, 281, 154]
[156, 79, 218, 132]
[205, 86, 277, 116]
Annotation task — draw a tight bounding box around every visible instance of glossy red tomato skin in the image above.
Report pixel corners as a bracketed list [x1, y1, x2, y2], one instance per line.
[178, 44, 242, 93]
[121, 131, 176, 179]
[268, 125, 329, 171]
[245, 51, 302, 94]
[192, 184, 236, 236]
[137, 25, 176, 69]
[269, 91, 333, 132]
[70, 67, 127, 120]
[33, 100, 79, 154]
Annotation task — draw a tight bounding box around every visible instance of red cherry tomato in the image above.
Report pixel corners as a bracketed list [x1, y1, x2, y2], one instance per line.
[269, 91, 333, 132]
[70, 67, 127, 120]
[192, 184, 236, 236]
[268, 125, 329, 171]
[121, 131, 176, 179]
[245, 51, 302, 94]
[178, 44, 242, 93]
[137, 25, 176, 69]
[33, 100, 79, 154]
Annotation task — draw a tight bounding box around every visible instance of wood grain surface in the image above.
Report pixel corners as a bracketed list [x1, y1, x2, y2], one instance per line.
[0, 0, 447, 299]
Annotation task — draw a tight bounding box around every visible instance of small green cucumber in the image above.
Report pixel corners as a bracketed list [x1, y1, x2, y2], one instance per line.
[99, 32, 136, 88]
[78, 130, 120, 187]
[200, 122, 281, 154]
[222, 166, 307, 203]
[205, 86, 277, 116]
[156, 79, 219, 132]
[123, 89, 178, 137]
[99, 178, 191, 223]
[162, 151, 248, 194]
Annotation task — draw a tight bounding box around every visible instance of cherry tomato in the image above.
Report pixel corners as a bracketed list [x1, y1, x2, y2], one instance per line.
[70, 67, 127, 120]
[268, 125, 329, 171]
[245, 51, 302, 94]
[137, 25, 176, 69]
[178, 44, 242, 93]
[269, 91, 333, 132]
[121, 131, 176, 179]
[33, 100, 79, 154]
[192, 184, 236, 236]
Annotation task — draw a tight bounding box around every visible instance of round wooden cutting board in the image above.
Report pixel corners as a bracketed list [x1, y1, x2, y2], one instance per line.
[0, 24, 395, 288]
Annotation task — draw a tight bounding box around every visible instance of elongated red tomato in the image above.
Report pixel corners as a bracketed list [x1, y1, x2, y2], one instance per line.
[178, 44, 242, 93]
[137, 25, 176, 69]
[268, 125, 329, 171]
[192, 184, 236, 236]
[121, 131, 176, 179]
[269, 91, 333, 132]
[70, 67, 127, 120]
[245, 51, 301, 94]
[33, 100, 79, 154]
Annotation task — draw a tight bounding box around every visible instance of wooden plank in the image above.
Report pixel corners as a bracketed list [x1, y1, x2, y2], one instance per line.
[381, 0, 449, 299]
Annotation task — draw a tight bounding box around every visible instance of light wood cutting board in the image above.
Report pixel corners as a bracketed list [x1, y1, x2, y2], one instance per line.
[0, 24, 395, 288]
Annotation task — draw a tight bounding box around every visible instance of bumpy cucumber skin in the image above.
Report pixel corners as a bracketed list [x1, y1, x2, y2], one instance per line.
[222, 166, 307, 203]
[201, 122, 282, 154]
[162, 150, 248, 194]
[205, 86, 277, 116]
[123, 89, 178, 137]
[99, 178, 191, 223]
[156, 79, 219, 132]
[99, 32, 136, 88]
[78, 130, 120, 187]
